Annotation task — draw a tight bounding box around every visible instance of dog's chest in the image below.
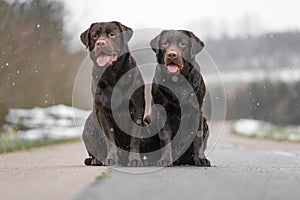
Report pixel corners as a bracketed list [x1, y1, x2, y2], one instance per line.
[153, 71, 200, 111]
[94, 65, 138, 109]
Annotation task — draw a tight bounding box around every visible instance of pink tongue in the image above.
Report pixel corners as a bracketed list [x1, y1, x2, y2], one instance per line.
[96, 55, 110, 66]
[167, 65, 179, 73]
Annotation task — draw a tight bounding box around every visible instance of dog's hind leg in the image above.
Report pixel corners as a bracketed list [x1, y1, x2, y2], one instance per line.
[194, 114, 211, 167]
[83, 111, 106, 166]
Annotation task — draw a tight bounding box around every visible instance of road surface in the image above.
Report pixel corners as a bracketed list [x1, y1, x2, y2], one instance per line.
[76, 123, 300, 200]
[0, 141, 107, 200]
[1, 122, 300, 200]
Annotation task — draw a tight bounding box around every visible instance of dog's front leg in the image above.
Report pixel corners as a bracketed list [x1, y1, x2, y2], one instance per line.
[157, 121, 173, 167]
[127, 110, 144, 167]
[99, 115, 119, 166]
[128, 136, 143, 167]
[127, 86, 145, 167]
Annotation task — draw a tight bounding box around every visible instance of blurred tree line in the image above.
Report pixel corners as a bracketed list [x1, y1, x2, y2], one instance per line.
[206, 32, 300, 71]
[0, 0, 84, 109]
[1, 0, 299, 128]
[226, 81, 300, 125]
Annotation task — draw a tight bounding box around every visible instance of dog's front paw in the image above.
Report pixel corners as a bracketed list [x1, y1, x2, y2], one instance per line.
[156, 159, 173, 167]
[194, 157, 211, 167]
[128, 153, 143, 167]
[104, 153, 119, 166]
[104, 158, 119, 166]
[128, 159, 143, 167]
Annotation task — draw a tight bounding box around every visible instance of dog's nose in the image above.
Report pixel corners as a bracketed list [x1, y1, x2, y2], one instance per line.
[96, 40, 107, 47]
[167, 51, 177, 60]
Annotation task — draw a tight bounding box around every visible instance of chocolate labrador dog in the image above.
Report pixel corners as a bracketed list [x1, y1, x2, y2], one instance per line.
[150, 30, 211, 167]
[80, 21, 145, 166]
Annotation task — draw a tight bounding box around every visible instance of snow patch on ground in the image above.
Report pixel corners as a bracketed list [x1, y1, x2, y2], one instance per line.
[233, 119, 300, 142]
[4, 105, 90, 140]
[233, 119, 261, 136]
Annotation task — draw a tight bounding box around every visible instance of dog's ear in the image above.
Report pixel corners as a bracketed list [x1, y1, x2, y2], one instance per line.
[186, 31, 204, 58]
[80, 28, 89, 49]
[150, 32, 162, 54]
[150, 31, 168, 64]
[150, 31, 169, 54]
[113, 21, 133, 44]
[80, 23, 96, 50]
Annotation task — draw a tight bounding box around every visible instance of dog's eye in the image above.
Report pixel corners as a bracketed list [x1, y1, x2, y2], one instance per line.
[108, 32, 116, 38]
[91, 33, 98, 40]
[179, 42, 186, 48]
[162, 42, 169, 48]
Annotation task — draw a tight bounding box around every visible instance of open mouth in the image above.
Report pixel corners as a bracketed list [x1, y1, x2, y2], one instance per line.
[96, 52, 118, 67]
[166, 63, 183, 73]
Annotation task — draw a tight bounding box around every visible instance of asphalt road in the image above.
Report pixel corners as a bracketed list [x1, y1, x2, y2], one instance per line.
[0, 141, 107, 200]
[1, 122, 300, 200]
[76, 123, 300, 200]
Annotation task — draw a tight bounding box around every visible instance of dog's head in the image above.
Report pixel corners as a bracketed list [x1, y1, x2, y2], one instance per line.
[80, 21, 133, 67]
[150, 30, 204, 74]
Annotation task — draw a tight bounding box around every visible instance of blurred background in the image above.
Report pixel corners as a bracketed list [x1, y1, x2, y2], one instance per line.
[0, 0, 300, 148]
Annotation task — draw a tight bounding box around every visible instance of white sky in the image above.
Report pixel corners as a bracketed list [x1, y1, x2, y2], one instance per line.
[61, 0, 300, 50]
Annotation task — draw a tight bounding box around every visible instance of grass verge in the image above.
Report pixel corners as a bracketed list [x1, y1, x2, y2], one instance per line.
[0, 135, 79, 154]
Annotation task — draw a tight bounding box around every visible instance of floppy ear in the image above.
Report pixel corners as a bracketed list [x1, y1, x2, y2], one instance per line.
[150, 30, 169, 54]
[187, 31, 205, 58]
[150, 31, 168, 64]
[113, 21, 133, 44]
[150, 33, 161, 55]
[80, 28, 89, 49]
[80, 23, 96, 50]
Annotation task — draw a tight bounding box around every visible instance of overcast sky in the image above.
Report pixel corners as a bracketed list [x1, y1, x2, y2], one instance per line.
[61, 0, 300, 50]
